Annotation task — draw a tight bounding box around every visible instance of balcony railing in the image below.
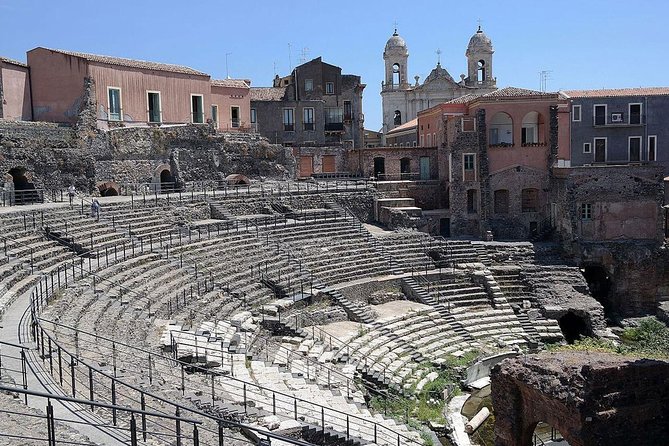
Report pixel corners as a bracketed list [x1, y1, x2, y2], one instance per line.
[324, 122, 344, 132]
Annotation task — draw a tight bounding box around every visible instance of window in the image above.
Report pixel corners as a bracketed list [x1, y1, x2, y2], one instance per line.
[629, 103, 642, 125]
[433, 133, 437, 146]
[572, 105, 581, 122]
[420, 134, 424, 147]
[594, 138, 607, 163]
[325, 107, 343, 131]
[462, 117, 475, 132]
[283, 108, 294, 131]
[521, 188, 539, 213]
[467, 189, 478, 213]
[303, 107, 314, 131]
[305, 79, 313, 92]
[250, 108, 257, 124]
[211, 105, 219, 129]
[489, 112, 513, 145]
[325, 82, 334, 94]
[190, 94, 204, 124]
[400, 158, 411, 175]
[426, 133, 432, 147]
[494, 189, 509, 214]
[594, 104, 606, 126]
[230, 106, 240, 128]
[648, 135, 657, 161]
[629, 136, 642, 162]
[521, 111, 540, 145]
[583, 142, 591, 154]
[394, 110, 402, 126]
[343, 100, 352, 121]
[108, 87, 122, 121]
[581, 203, 592, 220]
[147, 91, 161, 123]
[463, 153, 476, 181]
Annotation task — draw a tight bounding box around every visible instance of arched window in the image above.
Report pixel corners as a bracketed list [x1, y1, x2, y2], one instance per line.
[393, 110, 402, 126]
[489, 112, 513, 145]
[477, 60, 486, 83]
[494, 189, 509, 214]
[521, 111, 544, 145]
[392, 63, 401, 86]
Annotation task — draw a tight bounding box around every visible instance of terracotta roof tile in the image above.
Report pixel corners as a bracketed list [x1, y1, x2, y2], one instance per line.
[387, 117, 417, 134]
[0, 56, 28, 68]
[211, 79, 250, 89]
[481, 86, 553, 98]
[41, 48, 208, 76]
[446, 93, 482, 104]
[562, 87, 669, 98]
[249, 87, 287, 101]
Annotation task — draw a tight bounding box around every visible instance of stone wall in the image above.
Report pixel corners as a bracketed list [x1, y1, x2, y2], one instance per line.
[491, 352, 669, 446]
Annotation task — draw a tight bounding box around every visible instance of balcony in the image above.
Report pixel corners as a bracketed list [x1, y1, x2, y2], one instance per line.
[324, 122, 344, 132]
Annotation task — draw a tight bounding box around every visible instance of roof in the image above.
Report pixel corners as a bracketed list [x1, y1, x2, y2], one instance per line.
[561, 87, 669, 98]
[249, 87, 287, 101]
[387, 118, 417, 135]
[446, 93, 482, 104]
[0, 56, 28, 68]
[35, 47, 208, 76]
[385, 30, 408, 53]
[211, 78, 250, 89]
[466, 27, 493, 54]
[479, 86, 554, 99]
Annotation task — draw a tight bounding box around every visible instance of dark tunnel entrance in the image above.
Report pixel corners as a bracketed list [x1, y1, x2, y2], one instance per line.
[582, 264, 614, 320]
[160, 169, 174, 193]
[558, 312, 589, 344]
[8, 167, 39, 204]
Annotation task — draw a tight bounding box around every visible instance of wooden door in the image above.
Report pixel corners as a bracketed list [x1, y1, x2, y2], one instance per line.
[322, 155, 336, 173]
[299, 156, 313, 177]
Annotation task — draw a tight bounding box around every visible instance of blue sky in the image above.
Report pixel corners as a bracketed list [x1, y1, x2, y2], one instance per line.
[1, 0, 668, 130]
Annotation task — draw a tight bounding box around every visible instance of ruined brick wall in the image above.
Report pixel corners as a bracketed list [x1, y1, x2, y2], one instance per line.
[492, 352, 669, 446]
[295, 146, 347, 175]
[350, 147, 439, 180]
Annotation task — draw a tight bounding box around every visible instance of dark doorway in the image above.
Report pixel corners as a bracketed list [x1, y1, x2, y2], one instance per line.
[582, 264, 614, 318]
[373, 157, 385, 178]
[8, 167, 39, 204]
[440, 218, 451, 237]
[160, 169, 174, 193]
[558, 312, 588, 344]
[400, 158, 411, 179]
[100, 187, 118, 197]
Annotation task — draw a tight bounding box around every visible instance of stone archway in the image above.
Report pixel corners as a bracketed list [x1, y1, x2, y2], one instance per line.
[491, 352, 669, 446]
[97, 181, 120, 197]
[8, 166, 39, 204]
[581, 263, 614, 319]
[153, 164, 174, 193]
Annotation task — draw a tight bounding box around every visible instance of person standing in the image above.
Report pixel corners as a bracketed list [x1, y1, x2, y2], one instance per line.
[68, 184, 76, 206]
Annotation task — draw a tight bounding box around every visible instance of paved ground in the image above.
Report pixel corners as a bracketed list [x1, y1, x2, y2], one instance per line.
[372, 300, 431, 321]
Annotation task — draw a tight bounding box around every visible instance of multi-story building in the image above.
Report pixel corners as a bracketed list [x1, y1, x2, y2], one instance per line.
[417, 87, 568, 239]
[250, 57, 365, 150]
[0, 56, 31, 121]
[26, 47, 251, 131]
[562, 88, 669, 170]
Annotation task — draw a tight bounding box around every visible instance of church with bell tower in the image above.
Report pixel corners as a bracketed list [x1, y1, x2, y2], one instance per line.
[381, 26, 498, 137]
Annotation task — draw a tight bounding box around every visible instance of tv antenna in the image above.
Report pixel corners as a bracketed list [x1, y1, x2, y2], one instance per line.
[225, 52, 232, 79]
[539, 70, 553, 92]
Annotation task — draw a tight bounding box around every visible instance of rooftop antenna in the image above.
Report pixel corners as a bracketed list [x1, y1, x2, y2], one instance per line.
[225, 52, 232, 79]
[299, 47, 310, 64]
[288, 43, 293, 71]
[273, 61, 277, 77]
[539, 70, 553, 92]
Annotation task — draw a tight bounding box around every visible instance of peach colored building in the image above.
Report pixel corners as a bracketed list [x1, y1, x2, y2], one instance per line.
[26, 48, 250, 132]
[210, 79, 251, 131]
[0, 57, 32, 120]
[417, 87, 569, 239]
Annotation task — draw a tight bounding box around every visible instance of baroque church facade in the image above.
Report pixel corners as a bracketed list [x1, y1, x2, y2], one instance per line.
[381, 26, 498, 136]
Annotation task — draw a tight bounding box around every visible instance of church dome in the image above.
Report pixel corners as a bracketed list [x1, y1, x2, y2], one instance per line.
[466, 27, 493, 55]
[385, 30, 408, 54]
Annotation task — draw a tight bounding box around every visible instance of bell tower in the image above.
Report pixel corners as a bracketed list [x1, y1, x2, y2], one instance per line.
[381, 29, 410, 135]
[465, 26, 496, 89]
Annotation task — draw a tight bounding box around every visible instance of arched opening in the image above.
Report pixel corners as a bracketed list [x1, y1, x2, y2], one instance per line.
[8, 167, 38, 204]
[531, 421, 570, 446]
[558, 312, 588, 344]
[373, 157, 385, 178]
[582, 264, 614, 319]
[97, 181, 120, 196]
[392, 63, 401, 87]
[160, 169, 174, 193]
[489, 112, 513, 145]
[225, 174, 251, 186]
[477, 59, 486, 83]
[521, 111, 544, 145]
[393, 110, 402, 126]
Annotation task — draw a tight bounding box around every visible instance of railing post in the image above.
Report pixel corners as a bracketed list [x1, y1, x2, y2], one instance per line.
[193, 425, 199, 446]
[89, 367, 94, 411]
[141, 392, 147, 441]
[130, 413, 138, 446]
[46, 399, 55, 446]
[111, 379, 117, 425]
[176, 407, 182, 446]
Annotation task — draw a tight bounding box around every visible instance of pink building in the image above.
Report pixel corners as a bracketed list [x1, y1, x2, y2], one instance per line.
[26, 48, 250, 131]
[0, 56, 32, 121]
[210, 79, 251, 131]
